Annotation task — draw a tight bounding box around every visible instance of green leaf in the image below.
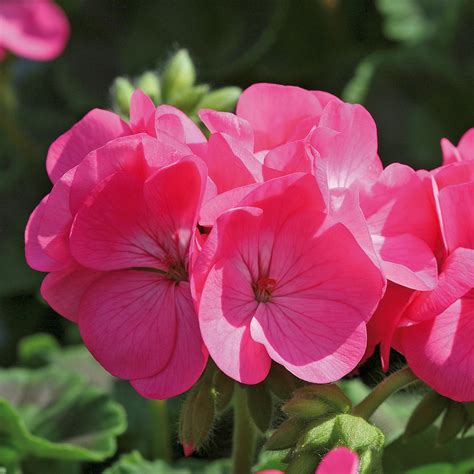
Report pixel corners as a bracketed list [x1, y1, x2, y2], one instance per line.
[383, 428, 474, 474]
[0, 367, 126, 465]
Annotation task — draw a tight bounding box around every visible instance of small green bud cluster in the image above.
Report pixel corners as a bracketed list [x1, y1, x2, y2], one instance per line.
[111, 49, 241, 120]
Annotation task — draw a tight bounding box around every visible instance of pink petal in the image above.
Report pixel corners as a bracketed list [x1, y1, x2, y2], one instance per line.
[37, 167, 76, 265]
[0, 0, 69, 61]
[204, 133, 262, 193]
[71, 157, 204, 272]
[236, 83, 322, 151]
[199, 109, 254, 150]
[41, 263, 103, 322]
[316, 101, 382, 189]
[441, 138, 461, 165]
[439, 182, 474, 252]
[79, 270, 179, 379]
[155, 105, 206, 145]
[317, 447, 359, 474]
[198, 208, 272, 384]
[69, 134, 190, 214]
[404, 247, 474, 324]
[433, 160, 474, 190]
[25, 196, 64, 272]
[249, 222, 383, 383]
[400, 291, 474, 401]
[457, 128, 474, 161]
[46, 109, 131, 183]
[311, 90, 341, 108]
[129, 89, 156, 136]
[131, 282, 208, 399]
[373, 233, 437, 291]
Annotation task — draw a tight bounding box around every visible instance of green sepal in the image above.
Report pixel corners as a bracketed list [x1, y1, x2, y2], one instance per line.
[246, 382, 273, 433]
[265, 418, 306, 451]
[213, 370, 234, 413]
[405, 391, 449, 438]
[438, 402, 468, 444]
[266, 364, 302, 401]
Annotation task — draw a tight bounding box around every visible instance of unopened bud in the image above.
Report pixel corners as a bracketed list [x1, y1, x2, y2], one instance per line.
[179, 372, 216, 455]
[112, 77, 134, 116]
[172, 84, 210, 113]
[246, 382, 273, 433]
[438, 402, 468, 444]
[283, 396, 331, 419]
[17, 333, 60, 368]
[266, 363, 302, 401]
[196, 87, 241, 113]
[286, 452, 318, 474]
[265, 418, 306, 451]
[213, 370, 234, 412]
[136, 71, 161, 104]
[162, 49, 196, 101]
[405, 391, 448, 438]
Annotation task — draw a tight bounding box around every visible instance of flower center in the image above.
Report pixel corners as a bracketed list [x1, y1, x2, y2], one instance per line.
[165, 261, 188, 282]
[253, 277, 277, 303]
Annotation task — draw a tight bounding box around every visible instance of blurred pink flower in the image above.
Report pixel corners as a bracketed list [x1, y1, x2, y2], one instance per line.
[193, 173, 384, 384]
[0, 0, 69, 61]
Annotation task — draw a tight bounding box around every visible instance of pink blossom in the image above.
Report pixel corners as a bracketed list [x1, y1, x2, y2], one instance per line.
[367, 132, 474, 401]
[0, 0, 69, 61]
[258, 446, 359, 474]
[193, 173, 384, 384]
[25, 134, 208, 398]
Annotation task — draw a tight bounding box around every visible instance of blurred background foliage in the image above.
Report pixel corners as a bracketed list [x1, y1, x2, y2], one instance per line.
[0, 0, 473, 471]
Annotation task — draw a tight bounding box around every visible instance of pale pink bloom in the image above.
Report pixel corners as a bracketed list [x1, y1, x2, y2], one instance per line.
[25, 135, 208, 398]
[258, 447, 359, 474]
[193, 173, 384, 384]
[440, 128, 474, 165]
[46, 89, 206, 183]
[367, 134, 474, 401]
[0, 0, 69, 61]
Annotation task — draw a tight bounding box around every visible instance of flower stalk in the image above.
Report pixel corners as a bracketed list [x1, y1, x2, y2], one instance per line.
[352, 366, 419, 419]
[150, 399, 172, 462]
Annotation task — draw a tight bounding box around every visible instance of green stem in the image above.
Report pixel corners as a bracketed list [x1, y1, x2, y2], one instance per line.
[232, 384, 257, 474]
[150, 399, 172, 462]
[352, 366, 418, 419]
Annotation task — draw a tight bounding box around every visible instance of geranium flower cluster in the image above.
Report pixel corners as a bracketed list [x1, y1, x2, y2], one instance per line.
[25, 84, 474, 402]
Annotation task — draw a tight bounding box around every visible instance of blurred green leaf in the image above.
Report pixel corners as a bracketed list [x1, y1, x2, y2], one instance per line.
[383, 428, 474, 473]
[0, 367, 126, 465]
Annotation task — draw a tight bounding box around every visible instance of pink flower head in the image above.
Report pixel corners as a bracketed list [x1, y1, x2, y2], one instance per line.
[367, 131, 474, 401]
[258, 446, 359, 474]
[194, 173, 384, 384]
[440, 128, 474, 165]
[26, 134, 208, 398]
[0, 0, 69, 61]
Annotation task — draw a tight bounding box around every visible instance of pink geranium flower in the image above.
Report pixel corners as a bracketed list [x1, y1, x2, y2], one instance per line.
[259, 446, 359, 474]
[193, 173, 384, 384]
[367, 131, 474, 401]
[0, 0, 69, 61]
[25, 131, 208, 398]
[199, 83, 438, 294]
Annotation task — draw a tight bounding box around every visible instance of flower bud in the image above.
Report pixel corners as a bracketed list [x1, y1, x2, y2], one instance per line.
[266, 363, 302, 401]
[265, 418, 306, 451]
[172, 84, 210, 113]
[111, 77, 134, 116]
[438, 402, 468, 444]
[286, 452, 318, 474]
[405, 391, 449, 438]
[179, 368, 216, 456]
[246, 382, 273, 433]
[17, 333, 60, 368]
[196, 87, 241, 112]
[162, 49, 196, 101]
[213, 370, 234, 412]
[136, 71, 161, 104]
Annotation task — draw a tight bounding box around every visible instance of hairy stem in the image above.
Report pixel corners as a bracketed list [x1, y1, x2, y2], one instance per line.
[232, 384, 257, 474]
[352, 366, 419, 419]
